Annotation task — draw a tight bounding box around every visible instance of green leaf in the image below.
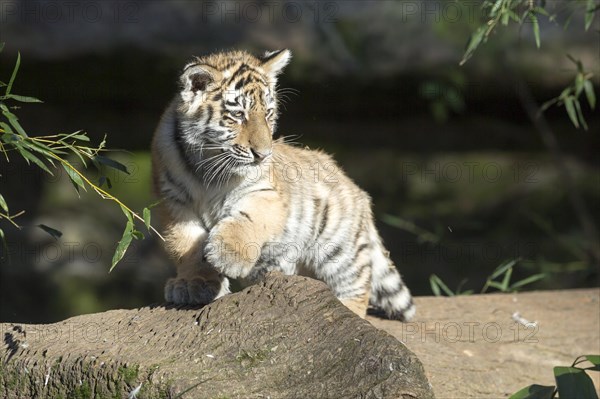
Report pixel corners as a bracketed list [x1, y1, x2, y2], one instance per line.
[564, 97, 580, 128]
[6, 52, 20, 96]
[583, 80, 596, 109]
[529, 13, 541, 48]
[27, 140, 62, 163]
[0, 228, 8, 263]
[533, 6, 549, 17]
[430, 275, 441, 296]
[37, 224, 63, 240]
[143, 207, 151, 230]
[58, 131, 90, 142]
[540, 97, 559, 113]
[3, 94, 42, 103]
[487, 281, 507, 290]
[501, 10, 510, 25]
[0, 194, 8, 213]
[110, 221, 134, 272]
[507, 10, 520, 23]
[490, 259, 518, 279]
[2, 108, 28, 137]
[510, 273, 546, 290]
[1, 132, 15, 143]
[460, 26, 487, 66]
[98, 176, 112, 189]
[490, 0, 503, 15]
[583, 355, 600, 371]
[94, 155, 130, 174]
[62, 164, 86, 193]
[61, 142, 88, 166]
[120, 205, 134, 224]
[429, 274, 455, 297]
[132, 229, 144, 240]
[509, 384, 555, 399]
[0, 43, 5, 53]
[146, 199, 163, 209]
[585, 0, 596, 30]
[554, 366, 598, 399]
[500, 266, 513, 291]
[575, 74, 585, 97]
[16, 145, 53, 175]
[558, 86, 572, 101]
[574, 98, 588, 130]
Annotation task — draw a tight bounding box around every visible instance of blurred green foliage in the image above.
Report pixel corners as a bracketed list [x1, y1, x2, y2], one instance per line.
[0, 45, 160, 272]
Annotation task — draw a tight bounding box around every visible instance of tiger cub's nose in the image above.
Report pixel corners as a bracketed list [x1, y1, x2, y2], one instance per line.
[251, 148, 272, 162]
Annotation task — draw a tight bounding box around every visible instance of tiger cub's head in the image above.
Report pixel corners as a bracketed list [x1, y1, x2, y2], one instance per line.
[177, 49, 291, 172]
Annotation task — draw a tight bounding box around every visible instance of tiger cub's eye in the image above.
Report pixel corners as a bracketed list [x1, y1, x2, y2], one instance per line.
[230, 111, 244, 119]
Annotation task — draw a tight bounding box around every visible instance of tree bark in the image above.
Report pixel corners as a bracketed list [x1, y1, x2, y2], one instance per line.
[1, 273, 433, 399]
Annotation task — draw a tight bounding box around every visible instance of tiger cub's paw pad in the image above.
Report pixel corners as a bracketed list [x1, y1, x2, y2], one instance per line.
[164, 277, 222, 306]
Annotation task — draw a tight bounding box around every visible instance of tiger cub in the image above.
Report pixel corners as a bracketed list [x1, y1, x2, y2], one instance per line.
[151, 49, 415, 320]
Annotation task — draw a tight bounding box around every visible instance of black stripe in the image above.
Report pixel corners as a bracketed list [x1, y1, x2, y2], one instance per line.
[317, 202, 329, 237]
[322, 244, 342, 264]
[205, 104, 213, 123]
[200, 214, 211, 230]
[222, 114, 238, 122]
[164, 170, 193, 204]
[353, 243, 370, 262]
[322, 206, 343, 244]
[262, 49, 284, 62]
[333, 265, 359, 287]
[351, 214, 364, 246]
[204, 128, 223, 139]
[356, 262, 371, 275]
[223, 60, 236, 69]
[239, 211, 253, 222]
[224, 64, 262, 88]
[160, 188, 187, 205]
[377, 282, 403, 297]
[250, 188, 276, 194]
[224, 64, 249, 87]
[234, 78, 246, 91]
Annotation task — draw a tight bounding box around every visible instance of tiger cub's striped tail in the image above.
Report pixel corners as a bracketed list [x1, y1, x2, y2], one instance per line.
[368, 231, 416, 321]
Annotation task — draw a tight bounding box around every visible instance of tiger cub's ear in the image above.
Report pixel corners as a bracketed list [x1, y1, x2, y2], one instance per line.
[180, 64, 222, 97]
[262, 49, 291, 80]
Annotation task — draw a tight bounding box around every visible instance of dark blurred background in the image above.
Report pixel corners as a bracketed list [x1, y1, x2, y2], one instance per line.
[1, 0, 598, 323]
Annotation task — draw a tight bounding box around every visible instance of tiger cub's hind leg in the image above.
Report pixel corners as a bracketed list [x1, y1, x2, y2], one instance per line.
[327, 258, 372, 318]
[340, 292, 370, 319]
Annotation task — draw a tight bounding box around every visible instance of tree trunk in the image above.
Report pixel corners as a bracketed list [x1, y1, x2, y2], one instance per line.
[1, 273, 433, 399]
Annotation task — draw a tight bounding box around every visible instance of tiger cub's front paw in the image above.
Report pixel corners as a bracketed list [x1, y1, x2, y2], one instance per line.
[164, 276, 229, 305]
[204, 235, 257, 279]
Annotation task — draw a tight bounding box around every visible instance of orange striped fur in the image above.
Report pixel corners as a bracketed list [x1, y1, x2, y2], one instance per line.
[152, 50, 415, 320]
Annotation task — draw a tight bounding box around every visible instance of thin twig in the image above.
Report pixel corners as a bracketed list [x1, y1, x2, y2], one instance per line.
[46, 153, 165, 241]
